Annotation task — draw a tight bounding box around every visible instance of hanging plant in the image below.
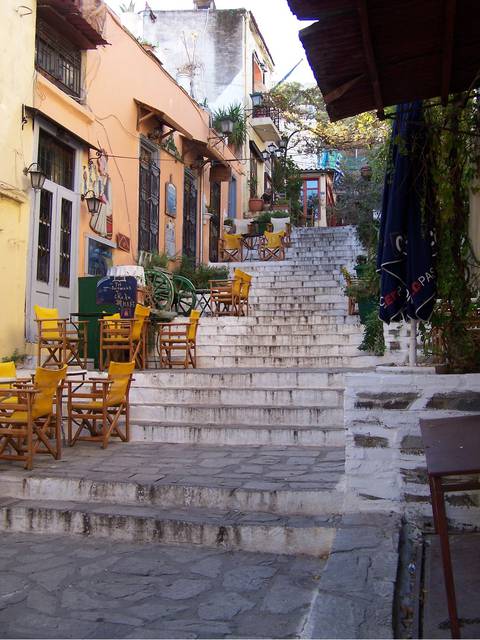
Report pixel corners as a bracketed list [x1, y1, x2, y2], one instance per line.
[212, 103, 247, 148]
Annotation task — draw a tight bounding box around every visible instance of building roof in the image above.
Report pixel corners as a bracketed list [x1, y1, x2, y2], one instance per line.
[287, 0, 480, 122]
[37, 0, 109, 48]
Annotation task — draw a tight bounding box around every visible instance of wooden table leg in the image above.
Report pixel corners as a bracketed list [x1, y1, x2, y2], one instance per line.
[431, 475, 461, 639]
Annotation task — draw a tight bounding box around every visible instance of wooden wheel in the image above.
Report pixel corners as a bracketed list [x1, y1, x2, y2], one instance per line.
[144, 268, 175, 312]
[173, 275, 197, 316]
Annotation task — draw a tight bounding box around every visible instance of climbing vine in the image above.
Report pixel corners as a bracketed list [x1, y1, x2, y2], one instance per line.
[420, 93, 480, 371]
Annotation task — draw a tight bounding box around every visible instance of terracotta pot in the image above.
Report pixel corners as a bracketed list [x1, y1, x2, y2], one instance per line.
[248, 198, 264, 213]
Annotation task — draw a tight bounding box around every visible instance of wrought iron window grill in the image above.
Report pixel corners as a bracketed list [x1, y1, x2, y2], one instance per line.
[35, 18, 82, 98]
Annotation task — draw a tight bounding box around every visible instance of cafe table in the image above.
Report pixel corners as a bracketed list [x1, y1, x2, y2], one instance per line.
[420, 414, 480, 639]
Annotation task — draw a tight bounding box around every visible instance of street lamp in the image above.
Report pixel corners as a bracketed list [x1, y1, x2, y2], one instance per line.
[81, 190, 103, 215]
[23, 163, 46, 191]
[250, 91, 264, 107]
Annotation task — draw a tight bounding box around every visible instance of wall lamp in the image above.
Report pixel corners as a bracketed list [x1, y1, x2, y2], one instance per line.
[250, 92, 264, 107]
[208, 116, 234, 148]
[81, 190, 103, 215]
[23, 163, 46, 191]
[261, 142, 283, 162]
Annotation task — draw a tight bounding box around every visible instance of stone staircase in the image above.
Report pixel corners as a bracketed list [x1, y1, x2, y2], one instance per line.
[0, 226, 404, 559]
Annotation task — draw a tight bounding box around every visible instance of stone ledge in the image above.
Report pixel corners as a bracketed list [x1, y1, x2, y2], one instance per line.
[302, 512, 401, 639]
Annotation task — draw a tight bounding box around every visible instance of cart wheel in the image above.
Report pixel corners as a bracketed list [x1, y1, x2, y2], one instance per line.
[145, 268, 175, 312]
[173, 275, 197, 316]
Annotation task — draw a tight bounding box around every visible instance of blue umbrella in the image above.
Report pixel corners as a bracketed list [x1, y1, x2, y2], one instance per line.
[377, 102, 436, 324]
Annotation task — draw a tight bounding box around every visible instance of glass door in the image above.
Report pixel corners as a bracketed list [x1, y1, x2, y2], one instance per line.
[183, 169, 198, 260]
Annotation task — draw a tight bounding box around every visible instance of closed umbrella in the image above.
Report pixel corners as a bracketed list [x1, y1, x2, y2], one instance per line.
[377, 102, 436, 361]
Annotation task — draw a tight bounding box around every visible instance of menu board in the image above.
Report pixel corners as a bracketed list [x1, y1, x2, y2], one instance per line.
[96, 276, 137, 318]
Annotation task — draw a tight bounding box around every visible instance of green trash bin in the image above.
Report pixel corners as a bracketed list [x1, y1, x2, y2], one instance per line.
[77, 277, 117, 369]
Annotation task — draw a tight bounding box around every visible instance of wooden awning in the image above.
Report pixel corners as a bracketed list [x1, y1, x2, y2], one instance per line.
[37, 0, 109, 49]
[287, 0, 480, 121]
[134, 100, 193, 139]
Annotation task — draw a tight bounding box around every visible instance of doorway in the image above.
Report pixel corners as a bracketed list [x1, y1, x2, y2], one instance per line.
[26, 128, 79, 341]
[183, 168, 198, 261]
[209, 181, 221, 262]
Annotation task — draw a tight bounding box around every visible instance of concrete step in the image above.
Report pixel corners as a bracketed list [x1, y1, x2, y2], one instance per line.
[195, 355, 380, 368]
[130, 385, 344, 407]
[249, 294, 346, 304]
[196, 334, 363, 347]
[129, 402, 343, 427]
[0, 497, 337, 556]
[198, 314, 359, 326]
[196, 344, 364, 358]
[131, 420, 346, 447]
[133, 368, 348, 389]
[197, 324, 362, 336]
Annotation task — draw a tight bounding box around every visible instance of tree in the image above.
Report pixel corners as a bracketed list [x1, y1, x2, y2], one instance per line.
[269, 82, 389, 153]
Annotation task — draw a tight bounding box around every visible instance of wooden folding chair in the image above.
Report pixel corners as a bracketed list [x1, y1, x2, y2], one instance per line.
[209, 275, 242, 316]
[67, 361, 135, 449]
[220, 233, 243, 262]
[34, 305, 87, 369]
[156, 310, 200, 368]
[271, 217, 291, 246]
[259, 231, 286, 261]
[99, 304, 151, 370]
[0, 366, 66, 470]
[234, 268, 252, 316]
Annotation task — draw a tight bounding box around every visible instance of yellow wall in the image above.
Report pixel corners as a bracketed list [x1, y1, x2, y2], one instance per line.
[0, 0, 35, 357]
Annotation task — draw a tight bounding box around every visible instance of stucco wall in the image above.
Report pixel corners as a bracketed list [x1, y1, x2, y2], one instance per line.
[344, 370, 480, 528]
[0, 0, 35, 356]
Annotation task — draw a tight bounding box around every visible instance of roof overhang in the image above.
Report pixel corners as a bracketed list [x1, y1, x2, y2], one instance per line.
[134, 100, 193, 139]
[25, 105, 101, 151]
[287, 0, 480, 121]
[37, 0, 109, 49]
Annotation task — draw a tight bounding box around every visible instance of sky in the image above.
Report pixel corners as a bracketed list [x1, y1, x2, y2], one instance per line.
[103, 0, 316, 86]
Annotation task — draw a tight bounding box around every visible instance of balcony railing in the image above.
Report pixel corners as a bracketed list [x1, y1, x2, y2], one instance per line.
[36, 18, 82, 97]
[252, 104, 281, 130]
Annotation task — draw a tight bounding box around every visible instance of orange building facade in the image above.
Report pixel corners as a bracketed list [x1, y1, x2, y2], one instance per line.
[24, 2, 243, 342]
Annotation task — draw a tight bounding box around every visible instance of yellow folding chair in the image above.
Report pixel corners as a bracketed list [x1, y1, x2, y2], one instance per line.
[67, 361, 135, 449]
[99, 304, 151, 370]
[0, 366, 67, 470]
[234, 269, 253, 316]
[220, 233, 244, 262]
[34, 305, 87, 369]
[259, 231, 286, 261]
[156, 310, 200, 368]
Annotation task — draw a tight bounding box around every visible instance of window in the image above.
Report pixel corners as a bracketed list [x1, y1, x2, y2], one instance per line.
[38, 129, 75, 189]
[138, 142, 160, 253]
[36, 190, 53, 283]
[59, 199, 72, 287]
[87, 237, 113, 276]
[36, 18, 82, 97]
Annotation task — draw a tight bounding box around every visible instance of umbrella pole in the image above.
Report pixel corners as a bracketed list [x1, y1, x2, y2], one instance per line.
[409, 319, 417, 366]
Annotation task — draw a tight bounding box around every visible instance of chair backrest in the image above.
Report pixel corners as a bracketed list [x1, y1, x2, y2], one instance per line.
[132, 304, 151, 341]
[264, 231, 284, 249]
[34, 305, 61, 340]
[224, 233, 242, 251]
[106, 361, 135, 405]
[271, 217, 290, 233]
[33, 366, 67, 417]
[234, 219, 251, 235]
[187, 309, 201, 341]
[239, 272, 252, 298]
[0, 361, 16, 389]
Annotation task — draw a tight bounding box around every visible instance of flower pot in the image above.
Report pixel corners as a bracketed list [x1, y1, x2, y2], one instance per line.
[248, 198, 264, 213]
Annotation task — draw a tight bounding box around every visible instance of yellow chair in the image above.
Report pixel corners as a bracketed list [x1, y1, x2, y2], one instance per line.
[156, 310, 200, 368]
[34, 305, 87, 369]
[234, 269, 253, 316]
[99, 304, 151, 370]
[0, 366, 67, 470]
[67, 360, 135, 449]
[259, 231, 286, 261]
[220, 233, 243, 262]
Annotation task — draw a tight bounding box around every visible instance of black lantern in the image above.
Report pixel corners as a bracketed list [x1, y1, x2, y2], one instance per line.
[82, 190, 103, 215]
[250, 91, 264, 107]
[23, 163, 46, 191]
[217, 116, 234, 136]
[278, 136, 288, 151]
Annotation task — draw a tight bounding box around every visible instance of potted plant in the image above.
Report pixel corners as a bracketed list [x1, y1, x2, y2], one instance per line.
[223, 217, 235, 233]
[248, 176, 264, 213]
[254, 211, 272, 235]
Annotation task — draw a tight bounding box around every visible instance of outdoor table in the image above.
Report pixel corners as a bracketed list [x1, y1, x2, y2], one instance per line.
[0, 377, 17, 384]
[420, 415, 480, 639]
[241, 234, 263, 260]
[195, 289, 213, 316]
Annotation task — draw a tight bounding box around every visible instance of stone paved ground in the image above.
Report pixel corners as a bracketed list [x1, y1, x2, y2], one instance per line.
[0, 443, 344, 492]
[0, 532, 325, 639]
[423, 532, 480, 639]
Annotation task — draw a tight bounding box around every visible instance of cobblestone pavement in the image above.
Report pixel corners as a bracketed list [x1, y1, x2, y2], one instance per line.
[0, 442, 345, 492]
[0, 532, 325, 639]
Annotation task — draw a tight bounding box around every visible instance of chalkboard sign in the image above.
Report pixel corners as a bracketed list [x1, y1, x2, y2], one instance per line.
[96, 276, 137, 318]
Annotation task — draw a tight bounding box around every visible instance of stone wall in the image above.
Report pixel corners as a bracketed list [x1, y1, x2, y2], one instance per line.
[344, 370, 480, 527]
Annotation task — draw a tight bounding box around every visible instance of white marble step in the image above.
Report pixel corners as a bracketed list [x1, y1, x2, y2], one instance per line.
[196, 344, 364, 358]
[196, 334, 363, 347]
